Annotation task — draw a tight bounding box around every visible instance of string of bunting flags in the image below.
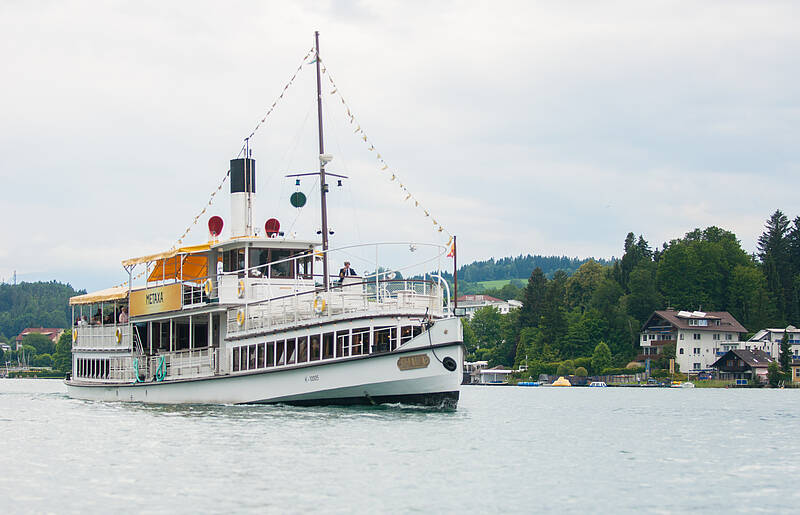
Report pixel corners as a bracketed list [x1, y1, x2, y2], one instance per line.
[114, 48, 316, 288]
[318, 59, 453, 251]
[172, 47, 316, 252]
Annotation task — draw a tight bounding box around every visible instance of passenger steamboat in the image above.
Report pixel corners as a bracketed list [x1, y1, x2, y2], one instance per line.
[65, 33, 464, 407]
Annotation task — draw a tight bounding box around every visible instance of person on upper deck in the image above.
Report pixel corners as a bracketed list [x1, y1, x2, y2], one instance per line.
[339, 261, 356, 284]
[118, 306, 129, 324]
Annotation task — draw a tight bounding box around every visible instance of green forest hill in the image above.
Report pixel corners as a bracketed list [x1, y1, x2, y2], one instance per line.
[462, 210, 800, 379]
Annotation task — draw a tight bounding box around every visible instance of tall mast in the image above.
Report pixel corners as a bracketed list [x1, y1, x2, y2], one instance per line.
[315, 30, 331, 291]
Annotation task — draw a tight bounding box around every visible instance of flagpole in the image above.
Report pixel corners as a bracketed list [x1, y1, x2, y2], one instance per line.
[314, 30, 330, 291]
[453, 235, 458, 310]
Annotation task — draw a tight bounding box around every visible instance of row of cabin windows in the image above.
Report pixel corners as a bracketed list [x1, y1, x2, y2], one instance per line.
[677, 333, 734, 340]
[688, 319, 722, 326]
[642, 333, 675, 341]
[643, 332, 734, 342]
[76, 358, 111, 379]
[232, 325, 423, 373]
[222, 248, 313, 279]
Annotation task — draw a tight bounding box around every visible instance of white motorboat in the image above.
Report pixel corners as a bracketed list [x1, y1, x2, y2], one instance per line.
[65, 33, 464, 408]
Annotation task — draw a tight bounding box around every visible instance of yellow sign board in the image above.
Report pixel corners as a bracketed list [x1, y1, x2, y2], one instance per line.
[130, 284, 182, 317]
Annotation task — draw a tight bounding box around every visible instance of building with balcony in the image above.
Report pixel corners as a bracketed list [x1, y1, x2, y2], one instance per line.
[711, 349, 774, 382]
[746, 325, 800, 360]
[455, 295, 522, 319]
[639, 310, 746, 373]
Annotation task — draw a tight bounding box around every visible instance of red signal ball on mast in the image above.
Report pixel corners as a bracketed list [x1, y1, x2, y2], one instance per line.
[208, 216, 224, 237]
[265, 218, 280, 237]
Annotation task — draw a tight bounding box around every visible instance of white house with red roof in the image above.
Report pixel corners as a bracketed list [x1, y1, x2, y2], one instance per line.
[639, 310, 747, 373]
[456, 294, 522, 319]
[15, 327, 64, 351]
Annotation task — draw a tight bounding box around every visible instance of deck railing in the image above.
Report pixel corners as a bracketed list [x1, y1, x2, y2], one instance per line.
[227, 278, 445, 335]
[73, 324, 132, 351]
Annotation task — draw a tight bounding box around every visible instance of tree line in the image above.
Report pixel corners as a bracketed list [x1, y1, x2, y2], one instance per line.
[442, 254, 614, 285]
[463, 210, 799, 375]
[0, 281, 84, 341]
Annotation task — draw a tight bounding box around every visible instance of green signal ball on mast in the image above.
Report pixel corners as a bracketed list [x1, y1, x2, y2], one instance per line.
[290, 191, 307, 208]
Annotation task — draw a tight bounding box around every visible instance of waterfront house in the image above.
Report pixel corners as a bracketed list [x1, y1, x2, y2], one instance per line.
[746, 326, 800, 360]
[14, 327, 64, 351]
[711, 349, 774, 382]
[463, 360, 489, 384]
[639, 310, 746, 373]
[455, 295, 521, 319]
[477, 366, 513, 384]
[792, 359, 800, 384]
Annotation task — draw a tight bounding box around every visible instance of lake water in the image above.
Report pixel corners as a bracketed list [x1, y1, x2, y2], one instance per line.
[1, 380, 799, 514]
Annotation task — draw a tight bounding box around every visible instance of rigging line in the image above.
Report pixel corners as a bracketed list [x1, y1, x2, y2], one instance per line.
[322, 63, 451, 241]
[237, 46, 316, 159]
[173, 47, 314, 250]
[279, 97, 317, 179]
[286, 177, 319, 236]
[320, 90, 363, 244]
[272, 97, 315, 223]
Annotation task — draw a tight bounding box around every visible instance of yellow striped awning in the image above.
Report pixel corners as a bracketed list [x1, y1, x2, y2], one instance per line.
[69, 286, 129, 305]
[121, 243, 211, 267]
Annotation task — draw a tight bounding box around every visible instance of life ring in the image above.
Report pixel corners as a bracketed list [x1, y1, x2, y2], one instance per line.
[72, 330, 77, 343]
[115, 328, 122, 344]
[203, 278, 213, 296]
[313, 296, 326, 314]
[237, 279, 245, 298]
[236, 308, 245, 326]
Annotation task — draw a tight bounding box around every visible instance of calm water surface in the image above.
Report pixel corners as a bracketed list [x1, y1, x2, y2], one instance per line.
[1, 380, 799, 514]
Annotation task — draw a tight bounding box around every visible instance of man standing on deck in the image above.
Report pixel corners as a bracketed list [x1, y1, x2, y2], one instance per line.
[338, 261, 356, 284]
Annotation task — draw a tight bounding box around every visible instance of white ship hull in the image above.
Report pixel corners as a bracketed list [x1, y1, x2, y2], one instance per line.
[66, 336, 463, 407]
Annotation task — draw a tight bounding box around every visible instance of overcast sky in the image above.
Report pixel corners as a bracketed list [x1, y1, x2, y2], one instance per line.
[1, 1, 798, 292]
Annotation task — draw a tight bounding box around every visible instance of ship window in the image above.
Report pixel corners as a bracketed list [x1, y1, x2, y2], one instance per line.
[193, 323, 208, 349]
[276, 340, 286, 366]
[374, 327, 395, 353]
[352, 328, 369, 355]
[297, 253, 313, 279]
[176, 323, 190, 350]
[269, 250, 295, 279]
[257, 343, 265, 368]
[310, 335, 321, 361]
[412, 326, 422, 338]
[248, 345, 257, 370]
[323, 332, 334, 359]
[233, 347, 241, 372]
[223, 248, 245, 274]
[336, 331, 349, 358]
[286, 338, 296, 364]
[297, 336, 308, 363]
[266, 342, 275, 367]
[249, 248, 270, 278]
[400, 326, 414, 345]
